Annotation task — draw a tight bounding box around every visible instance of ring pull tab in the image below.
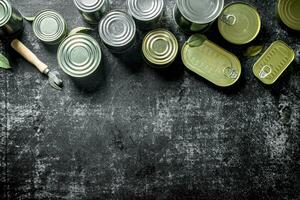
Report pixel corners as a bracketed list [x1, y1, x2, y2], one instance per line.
[221, 14, 237, 26]
[259, 65, 272, 79]
[224, 66, 239, 79]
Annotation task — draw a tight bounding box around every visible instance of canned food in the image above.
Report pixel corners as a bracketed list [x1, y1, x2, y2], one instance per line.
[277, 0, 300, 31]
[253, 41, 295, 85]
[33, 10, 67, 45]
[99, 10, 136, 53]
[174, 0, 224, 33]
[142, 29, 178, 68]
[0, 0, 23, 38]
[74, 0, 110, 25]
[127, 0, 164, 30]
[218, 2, 261, 45]
[182, 34, 241, 87]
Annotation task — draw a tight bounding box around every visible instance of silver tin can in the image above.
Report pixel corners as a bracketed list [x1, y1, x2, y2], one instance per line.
[74, 0, 110, 25]
[99, 10, 136, 53]
[127, 0, 164, 30]
[0, 0, 23, 38]
[174, 0, 224, 33]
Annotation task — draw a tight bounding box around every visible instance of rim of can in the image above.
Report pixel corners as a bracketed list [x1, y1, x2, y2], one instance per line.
[278, 0, 300, 31]
[142, 29, 178, 66]
[218, 2, 261, 45]
[127, 0, 164, 21]
[33, 9, 67, 44]
[0, 0, 12, 26]
[99, 10, 136, 48]
[176, 0, 224, 24]
[57, 33, 102, 78]
[74, 0, 106, 13]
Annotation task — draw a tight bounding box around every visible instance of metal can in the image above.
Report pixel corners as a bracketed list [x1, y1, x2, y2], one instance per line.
[33, 10, 67, 45]
[218, 2, 261, 45]
[142, 29, 178, 68]
[0, 0, 23, 38]
[99, 10, 136, 53]
[277, 0, 300, 31]
[74, 0, 110, 25]
[174, 0, 224, 33]
[127, 0, 164, 30]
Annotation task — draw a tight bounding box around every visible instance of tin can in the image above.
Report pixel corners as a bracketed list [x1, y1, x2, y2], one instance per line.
[74, 0, 110, 25]
[0, 0, 23, 38]
[218, 2, 261, 45]
[33, 10, 67, 45]
[127, 0, 164, 30]
[174, 0, 224, 33]
[57, 33, 102, 87]
[99, 10, 136, 53]
[277, 0, 300, 31]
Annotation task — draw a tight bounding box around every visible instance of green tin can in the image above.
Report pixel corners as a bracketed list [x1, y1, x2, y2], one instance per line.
[33, 10, 67, 45]
[277, 0, 300, 31]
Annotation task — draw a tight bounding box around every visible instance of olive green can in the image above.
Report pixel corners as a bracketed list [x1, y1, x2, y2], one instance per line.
[277, 0, 300, 31]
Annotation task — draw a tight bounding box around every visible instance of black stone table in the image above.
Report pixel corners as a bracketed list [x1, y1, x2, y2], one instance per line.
[0, 0, 299, 199]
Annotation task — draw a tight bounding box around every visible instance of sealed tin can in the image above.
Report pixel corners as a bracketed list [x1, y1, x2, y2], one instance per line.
[127, 0, 164, 30]
[142, 29, 178, 68]
[174, 0, 224, 33]
[33, 10, 67, 45]
[218, 2, 261, 45]
[277, 0, 300, 31]
[181, 34, 241, 87]
[253, 41, 295, 85]
[99, 10, 136, 53]
[74, 0, 110, 25]
[0, 0, 23, 38]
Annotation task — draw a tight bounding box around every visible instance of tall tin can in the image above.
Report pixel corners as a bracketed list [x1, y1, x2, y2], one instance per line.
[0, 0, 23, 38]
[74, 0, 110, 25]
[174, 0, 224, 33]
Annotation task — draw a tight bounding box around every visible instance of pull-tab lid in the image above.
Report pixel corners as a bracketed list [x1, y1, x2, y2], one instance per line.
[0, 0, 12, 26]
[278, 0, 300, 31]
[127, 0, 164, 21]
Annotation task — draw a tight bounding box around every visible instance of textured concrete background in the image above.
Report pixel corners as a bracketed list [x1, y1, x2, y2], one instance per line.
[0, 0, 300, 199]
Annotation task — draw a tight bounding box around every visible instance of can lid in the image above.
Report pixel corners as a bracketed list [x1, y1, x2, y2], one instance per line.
[143, 29, 178, 66]
[218, 3, 261, 45]
[278, 0, 300, 31]
[33, 10, 67, 44]
[0, 0, 12, 27]
[176, 0, 224, 24]
[57, 33, 102, 78]
[127, 0, 164, 21]
[74, 0, 105, 12]
[99, 10, 136, 48]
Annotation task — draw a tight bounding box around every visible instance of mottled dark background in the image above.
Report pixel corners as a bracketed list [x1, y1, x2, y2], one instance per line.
[0, 0, 300, 199]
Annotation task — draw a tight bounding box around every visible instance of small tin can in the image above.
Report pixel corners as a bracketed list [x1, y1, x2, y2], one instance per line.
[127, 0, 164, 30]
[142, 29, 178, 68]
[253, 41, 295, 85]
[33, 10, 67, 45]
[74, 0, 110, 25]
[0, 0, 23, 38]
[57, 33, 102, 86]
[277, 0, 300, 31]
[218, 2, 261, 45]
[174, 0, 224, 33]
[99, 10, 136, 53]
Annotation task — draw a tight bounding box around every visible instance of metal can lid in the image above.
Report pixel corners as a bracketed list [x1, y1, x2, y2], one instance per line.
[33, 10, 67, 44]
[278, 0, 300, 31]
[127, 0, 164, 22]
[74, 0, 105, 12]
[0, 0, 12, 27]
[99, 10, 136, 48]
[218, 3, 261, 45]
[176, 0, 224, 24]
[57, 33, 102, 78]
[142, 29, 178, 66]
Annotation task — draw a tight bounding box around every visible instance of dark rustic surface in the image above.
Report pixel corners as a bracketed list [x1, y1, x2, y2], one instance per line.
[1, 0, 300, 199]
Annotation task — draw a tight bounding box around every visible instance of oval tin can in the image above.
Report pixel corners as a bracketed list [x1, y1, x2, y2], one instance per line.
[218, 2, 261, 45]
[127, 0, 164, 30]
[142, 29, 178, 68]
[277, 0, 300, 31]
[182, 34, 241, 87]
[174, 0, 224, 33]
[74, 0, 110, 25]
[33, 10, 68, 45]
[253, 41, 295, 85]
[99, 10, 136, 53]
[0, 0, 23, 38]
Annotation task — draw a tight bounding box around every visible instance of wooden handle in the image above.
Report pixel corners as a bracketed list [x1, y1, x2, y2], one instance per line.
[11, 39, 48, 73]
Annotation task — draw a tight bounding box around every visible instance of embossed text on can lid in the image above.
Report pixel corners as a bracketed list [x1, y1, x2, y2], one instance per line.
[0, 0, 12, 26]
[74, 0, 106, 12]
[278, 0, 300, 31]
[127, 0, 164, 21]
